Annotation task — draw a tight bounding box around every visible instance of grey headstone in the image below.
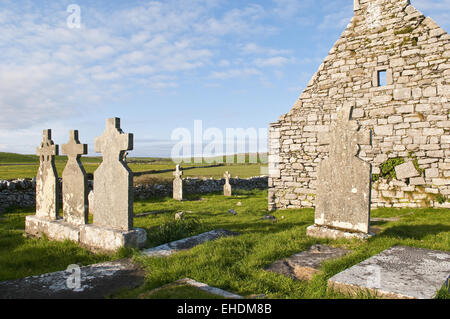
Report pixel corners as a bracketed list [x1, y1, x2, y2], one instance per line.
[93, 118, 134, 231]
[61, 130, 88, 225]
[224, 171, 232, 197]
[35, 130, 59, 220]
[309, 105, 372, 237]
[173, 165, 183, 201]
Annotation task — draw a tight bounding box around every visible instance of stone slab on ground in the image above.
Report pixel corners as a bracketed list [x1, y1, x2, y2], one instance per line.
[328, 246, 450, 299]
[143, 229, 238, 257]
[0, 259, 144, 299]
[140, 278, 242, 299]
[265, 245, 349, 281]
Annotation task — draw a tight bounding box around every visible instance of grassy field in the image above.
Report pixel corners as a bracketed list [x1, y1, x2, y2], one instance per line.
[0, 152, 265, 180]
[1, 189, 449, 299]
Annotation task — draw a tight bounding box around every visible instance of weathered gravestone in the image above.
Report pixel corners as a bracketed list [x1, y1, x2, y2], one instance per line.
[62, 130, 88, 225]
[92, 117, 133, 231]
[224, 171, 232, 197]
[80, 118, 146, 251]
[26, 130, 80, 242]
[306, 105, 374, 240]
[25, 122, 146, 251]
[35, 129, 59, 220]
[173, 165, 183, 201]
[328, 246, 450, 299]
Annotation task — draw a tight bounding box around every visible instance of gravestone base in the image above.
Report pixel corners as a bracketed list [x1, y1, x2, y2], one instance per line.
[25, 216, 147, 252]
[80, 225, 147, 252]
[25, 215, 81, 242]
[306, 225, 374, 241]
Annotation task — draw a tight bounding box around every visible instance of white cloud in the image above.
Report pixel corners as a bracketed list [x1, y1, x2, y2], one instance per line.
[272, 0, 313, 19]
[254, 56, 291, 67]
[241, 43, 292, 56]
[209, 68, 262, 80]
[0, 1, 278, 130]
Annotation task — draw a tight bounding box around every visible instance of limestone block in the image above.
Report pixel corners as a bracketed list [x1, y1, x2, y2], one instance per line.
[425, 168, 439, 178]
[80, 224, 147, 252]
[410, 177, 426, 185]
[423, 86, 437, 97]
[374, 125, 393, 136]
[393, 88, 411, 100]
[395, 162, 420, 180]
[25, 216, 80, 243]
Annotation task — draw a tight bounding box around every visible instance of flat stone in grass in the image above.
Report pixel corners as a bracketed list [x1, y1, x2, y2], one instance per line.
[0, 259, 144, 299]
[139, 278, 242, 299]
[143, 229, 239, 257]
[328, 246, 450, 299]
[265, 245, 349, 281]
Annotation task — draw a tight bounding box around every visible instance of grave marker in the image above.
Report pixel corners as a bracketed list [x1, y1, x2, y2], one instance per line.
[224, 171, 232, 197]
[307, 105, 373, 240]
[173, 165, 184, 201]
[35, 130, 59, 220]
[61, 130, 88, 225]
[93, 118, 134, 231]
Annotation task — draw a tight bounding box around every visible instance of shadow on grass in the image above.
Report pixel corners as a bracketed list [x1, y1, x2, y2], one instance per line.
[378, 224, 450, 240]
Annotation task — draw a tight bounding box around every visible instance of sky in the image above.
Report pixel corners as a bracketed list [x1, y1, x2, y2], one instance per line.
[0, 0, 449, 158]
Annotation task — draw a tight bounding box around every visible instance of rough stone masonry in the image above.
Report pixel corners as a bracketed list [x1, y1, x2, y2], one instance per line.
[269, 0, 450, 211]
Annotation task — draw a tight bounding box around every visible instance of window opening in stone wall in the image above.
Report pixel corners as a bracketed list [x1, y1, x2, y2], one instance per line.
[378, 70, 387, 87]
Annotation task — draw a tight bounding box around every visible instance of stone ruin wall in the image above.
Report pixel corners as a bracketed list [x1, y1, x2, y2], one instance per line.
[269, 0, 450, 210]
[0, 177, 268, 212]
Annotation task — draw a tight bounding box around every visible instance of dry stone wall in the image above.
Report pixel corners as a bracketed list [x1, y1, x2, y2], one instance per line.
[0, 177, 268, 212]
[269, 0, 450, 210]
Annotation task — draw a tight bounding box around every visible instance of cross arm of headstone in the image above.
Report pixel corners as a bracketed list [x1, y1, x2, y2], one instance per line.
[62, 130, 88, 159]
[174, 165, 183, 177]
[94, 118, 133, 158]
[37, 129, 59, 159]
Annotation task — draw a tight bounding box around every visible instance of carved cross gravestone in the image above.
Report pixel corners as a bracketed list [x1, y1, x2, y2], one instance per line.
[36, 130, 59, 220]
[173, 165, 184, 201]
[224, 171, 232, 197]
[307, 105, 373, 239]
[62, 130, 88, 225]
[93, 118, 134, 231]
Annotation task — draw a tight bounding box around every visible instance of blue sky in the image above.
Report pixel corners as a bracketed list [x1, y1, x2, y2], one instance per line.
[0, 0, 449, 157]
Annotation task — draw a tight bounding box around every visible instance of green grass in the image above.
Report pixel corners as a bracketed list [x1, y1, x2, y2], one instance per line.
[0, 152, 265, 180]
[1, 190, 449, 299]
[128, 190, 450, 299]
[138, 284, 225, 299]
[0, 206, 122, 281]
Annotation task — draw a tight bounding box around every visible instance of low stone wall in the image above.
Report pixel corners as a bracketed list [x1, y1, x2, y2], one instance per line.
[0, 179, 36, 212]
[372, 179, 450, 209]
[0, 177, 269, 212]
[134, 177, 269, 200]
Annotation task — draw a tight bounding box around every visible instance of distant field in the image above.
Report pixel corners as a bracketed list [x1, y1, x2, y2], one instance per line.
[0, 152, 266, 181]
